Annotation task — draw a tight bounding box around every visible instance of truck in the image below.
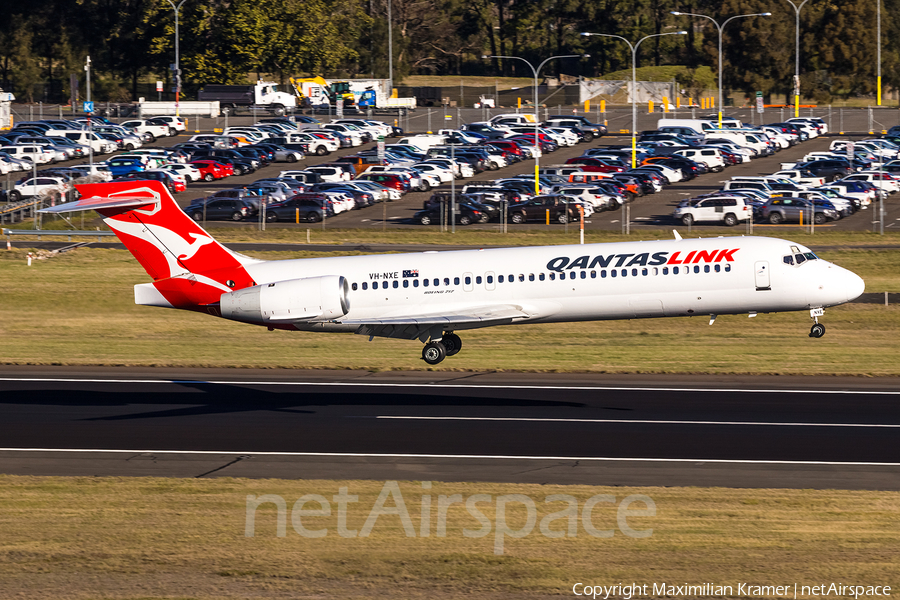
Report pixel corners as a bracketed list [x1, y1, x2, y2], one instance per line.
[292, 77, 415, 112]
[197, 81, 296, 116]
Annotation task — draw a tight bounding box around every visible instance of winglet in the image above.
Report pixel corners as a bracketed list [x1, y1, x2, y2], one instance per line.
[673, 230, 683, 240]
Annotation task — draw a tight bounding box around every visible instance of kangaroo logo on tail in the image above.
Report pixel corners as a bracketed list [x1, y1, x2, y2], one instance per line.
[71, 181, 258, 308]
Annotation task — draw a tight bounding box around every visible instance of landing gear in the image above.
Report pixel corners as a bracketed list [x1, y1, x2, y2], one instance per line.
[809, 307, 826, 338]
[421, 332, 462, 364]
[442, 333, 462, 356]
[422, 341, 446, 365]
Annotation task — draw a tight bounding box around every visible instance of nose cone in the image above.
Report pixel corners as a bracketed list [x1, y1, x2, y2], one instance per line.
[845, 269, 866, 303]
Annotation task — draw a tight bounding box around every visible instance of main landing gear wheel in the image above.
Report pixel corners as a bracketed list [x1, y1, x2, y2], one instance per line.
[442, 333, 462, 356]
[422, 341, 446, 365]
[809, 323, 826, 338]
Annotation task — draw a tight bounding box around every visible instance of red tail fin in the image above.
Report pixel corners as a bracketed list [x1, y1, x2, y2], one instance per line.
[71, 181, 257, 308]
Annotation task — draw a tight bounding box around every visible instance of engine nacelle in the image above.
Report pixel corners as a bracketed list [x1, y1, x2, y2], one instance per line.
[219, 275, 349, 324]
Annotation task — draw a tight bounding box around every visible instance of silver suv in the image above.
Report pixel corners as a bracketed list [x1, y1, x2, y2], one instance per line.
[673, 195, 753, 226]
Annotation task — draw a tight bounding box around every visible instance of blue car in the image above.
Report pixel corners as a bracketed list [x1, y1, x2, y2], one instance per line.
[107, 157, 146, 177]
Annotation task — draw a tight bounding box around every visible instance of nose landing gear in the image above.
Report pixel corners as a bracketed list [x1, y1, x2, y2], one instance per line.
[421, 332, 463, 365]
[809, 307, 826, 338]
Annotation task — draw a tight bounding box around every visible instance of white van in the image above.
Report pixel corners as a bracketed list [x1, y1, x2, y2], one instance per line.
[396, 134, 446, 150]
[45, 129, 115, 153]
[704, 129, 768, 155]
[656, 118, 719, 133]
[673, 148, 726, 172]
[490, 113, 537, 125]
[0, 145, 55, 165]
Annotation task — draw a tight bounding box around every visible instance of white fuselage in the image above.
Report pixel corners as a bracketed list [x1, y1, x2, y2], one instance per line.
[239, 236, 864, 334]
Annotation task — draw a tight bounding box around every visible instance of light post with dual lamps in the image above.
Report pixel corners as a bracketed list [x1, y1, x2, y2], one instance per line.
[670, 11, 771, 128]
[166, 0, 189, 117]
[482, 53, 586, 195]
[580, 31, 687, 169]
[783, 0, 810, 118]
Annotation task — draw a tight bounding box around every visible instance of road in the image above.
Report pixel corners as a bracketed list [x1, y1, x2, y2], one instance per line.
[1, 366, 898, 490]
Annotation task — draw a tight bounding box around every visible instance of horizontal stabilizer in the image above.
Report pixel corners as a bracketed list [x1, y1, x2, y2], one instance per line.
[38, 196, 156, 214]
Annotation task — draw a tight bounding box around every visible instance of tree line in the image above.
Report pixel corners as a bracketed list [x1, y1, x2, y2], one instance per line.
[0, 0, 897, 104]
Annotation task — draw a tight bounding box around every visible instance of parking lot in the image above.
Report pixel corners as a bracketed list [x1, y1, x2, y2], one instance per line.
[8, 109, 898, 234]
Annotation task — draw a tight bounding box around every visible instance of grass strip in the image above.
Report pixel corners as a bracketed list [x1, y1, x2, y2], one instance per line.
[0, 475, 896, 599]
[1, 247, 899, 374]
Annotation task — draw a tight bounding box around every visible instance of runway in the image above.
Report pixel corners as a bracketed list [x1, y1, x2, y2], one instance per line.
[1, 366, 898, 490]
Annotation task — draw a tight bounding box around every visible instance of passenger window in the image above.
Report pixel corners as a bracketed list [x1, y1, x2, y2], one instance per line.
[601, 270, 607, 278]
[476, 276, 482, 284]
[529, 274, 535, 282]
[549, 272, 555, 280]
[590, 271, 597, 279]
[611, 270, 617, 278]
[724, 265, 731, 272]
[509, 274, 514, 281]
[352, 283, 358, 291]
[403, 280, 409, 288]
[631, 269, 638, 277]
[414, 279, 419, 287]
[519, 274, 525, 282]
[487, 275, 494, 284]
[714, 264, 721, 272]
[642, 268, 648, 276]
[433, 278, 439, 286]
[444, 278, 450, 286]
[423, 279, 429, 287]
[539, 273, 545, 281]
[704, 265, 710, 273]
[465, 276, 472, 285]
[498, 275, 504, 283]
[693, 266, 700, 274]
[621, 269, 627, 277]
[362, 282, 368, 290]
[580, 271, 586, 279]
[393, 280, 399, 288]
[673, 267, 679, 275]
[569, 272, 576, 280]
[454, 277, 460, 285]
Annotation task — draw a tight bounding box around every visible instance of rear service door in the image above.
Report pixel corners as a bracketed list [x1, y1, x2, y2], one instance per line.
[754, 261, 771, 291]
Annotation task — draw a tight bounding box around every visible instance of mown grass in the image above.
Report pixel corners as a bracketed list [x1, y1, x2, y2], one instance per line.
[1, 245, 899, 373]
[0, 476, 896, 599]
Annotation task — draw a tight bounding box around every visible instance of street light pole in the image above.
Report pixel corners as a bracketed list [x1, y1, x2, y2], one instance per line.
[483, 53, 584, 195]
[670, 11, 770, 128]
[581, 31, 686, 169]
[166, 0, 189, 117]
[85, 55, 93, 168]
[388, 0, 393, 94]
[783, 0, 810, 118]
[877, 0, 881, 106]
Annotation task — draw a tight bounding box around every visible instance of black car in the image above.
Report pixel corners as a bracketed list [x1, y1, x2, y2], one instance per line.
[413, 202, 485, 226]
[266, 194, 331, 223]
[795, 160, 852, 182]
[184, 197, 257, 222]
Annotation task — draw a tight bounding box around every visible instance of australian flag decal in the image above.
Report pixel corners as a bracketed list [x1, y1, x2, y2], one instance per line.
[402, 269, 419, 277]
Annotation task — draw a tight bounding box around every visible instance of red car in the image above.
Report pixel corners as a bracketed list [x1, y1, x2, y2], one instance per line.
[565, 157, 626, 173]
[356, 172, 411, 193]
[190, 159, 232, 181]
[486, 140, 526, 158]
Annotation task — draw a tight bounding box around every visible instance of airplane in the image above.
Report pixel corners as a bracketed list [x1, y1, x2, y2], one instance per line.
[41, 180, 866, 365]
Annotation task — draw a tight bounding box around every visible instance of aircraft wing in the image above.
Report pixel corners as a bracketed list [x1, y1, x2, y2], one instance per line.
[338, 304, 534, 340]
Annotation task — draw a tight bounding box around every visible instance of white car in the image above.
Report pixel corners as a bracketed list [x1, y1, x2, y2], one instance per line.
[556, 186, 619, 210]
[351, 180, 401, 201]
[639, 163, 684, 183]
[843, 172, 900, 194]
[412, 162, 454, 183]
[0, 145, 54, 165]
[323, 124, 365, 146]
[674, 148, 726, 172]
[11, 176, 70, 201]
[674, 195, 754, 226]
[322, 190, 355, 213]
[546, 127, 580, 146]
[305, 166, 350, 182]
[120, 119, 171, 141]
[150, 116, 187, 133]
[160, 162, 202, 183]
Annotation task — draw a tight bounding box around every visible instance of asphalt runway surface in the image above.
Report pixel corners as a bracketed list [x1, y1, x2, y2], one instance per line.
[1, 366, 898, 490]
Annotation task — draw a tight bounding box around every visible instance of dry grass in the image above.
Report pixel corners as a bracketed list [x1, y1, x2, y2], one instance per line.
[0, 476, 896, 599]
[1, 246, 900, 373]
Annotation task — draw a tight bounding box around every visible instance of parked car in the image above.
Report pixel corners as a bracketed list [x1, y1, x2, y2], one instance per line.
[673, 195, 754, 226]
[413, 202, 485, 226]
[265, 194, 332, 222]
[120, 119, 171, 141]
[184, 197, 258, 221]
[190, 159, 232, 180]
[507, 195, 580, 224]
[762, 197, 838, 224]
